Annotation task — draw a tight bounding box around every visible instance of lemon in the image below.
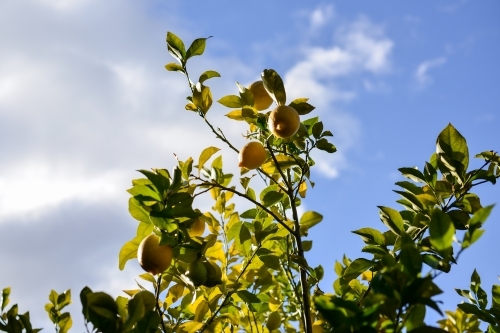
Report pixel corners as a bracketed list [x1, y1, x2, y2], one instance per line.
[266, 311, 281, 331]
[268, 105, 300, 139]
[248, 80, 273, 111]
[187, 217, 205, 237]
[186, 261, 208, 287]
[137, 234, 173, 275]
[238, 141, 267, 169]
[202, 260, 223, 287]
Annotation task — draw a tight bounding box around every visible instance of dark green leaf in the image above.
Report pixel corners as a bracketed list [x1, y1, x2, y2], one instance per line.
[312, 122, 323, 139]
[436, 123, 469, 173]
[343, 258, 375, 281]
[351, 228, 385, 246]
[261, 69, 286, 106]
[316, 138, 336, 153]
[289, 98, 315, 115]
[398, 167, 426, 183]
[186, 37, 210, 60]
[378, 206, 404, 235]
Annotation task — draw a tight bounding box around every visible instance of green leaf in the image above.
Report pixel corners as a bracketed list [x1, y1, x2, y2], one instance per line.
[378, 206, 404, 235]
[236, 290, 261, 306]
[186, 37, 210, 60]
[257, 250, 280, 270]
[119, 237, 141, 270]
[352, 228, 385, 246]
[261, 69, 286, 106]
[492, 285, 500, 309]
[302, 240, 313, 251]
[236, 224, 252, 256]
[165, 62, 184, 72]
[429, 209, 455, 252]
[436, 123, 469, 173]
[312, 122, 323, 139]
[289, 98, 315, 115]
[198, 147, 220, 175]
[1, 287, 10, 312]
[192, 84, 212, 114]
[458, 303, 495, 324]
[300, 211, 323, 230]
[316, 138, 337, 153]
[469, 204, 494, 227]
[166, 31, 186, 63]
[128, 198, 151, 223]
[260, 185, 284, 207]
[127, 185, 161, 202]
[405, 304, 426, 331]
[398, 167, 426, 183]
[218, 95, 242, 108]
[198, 70, 220, 84]
[343, 258, 375, 281]
[236, 82, 254, 107]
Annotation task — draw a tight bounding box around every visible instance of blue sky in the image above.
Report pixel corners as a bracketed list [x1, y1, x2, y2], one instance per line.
[0, 0, 499, 329]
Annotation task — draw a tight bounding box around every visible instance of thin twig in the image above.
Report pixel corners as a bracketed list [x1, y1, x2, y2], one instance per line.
[192, 176, 295, 235]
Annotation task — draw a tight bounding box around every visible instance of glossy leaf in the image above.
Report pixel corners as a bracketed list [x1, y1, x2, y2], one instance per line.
[186, 37, 210, 60]
[352, 228, 385, 246]
[198, 147, 220, 175]
[166, 31, 186, 63]
[343, 258, 375, 281]
[378, 206, 404, 235]
[218, 95, 242, 108]
[261, 69, 286, 106]
[429, 209, 455, 252]
[199, 70, 220, 83]
[165, 62, 184, 72]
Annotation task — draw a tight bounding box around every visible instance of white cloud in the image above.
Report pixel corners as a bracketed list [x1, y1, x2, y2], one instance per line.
[285, 16, 393, 178]
[414, 57, 447, 89]
[309, 4, 335, 30]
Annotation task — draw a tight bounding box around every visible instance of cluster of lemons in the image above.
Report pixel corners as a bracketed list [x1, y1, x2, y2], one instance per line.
[137, 218, 222, 288]
[136, 80, 300, 287]
[238, 80, 301, 170]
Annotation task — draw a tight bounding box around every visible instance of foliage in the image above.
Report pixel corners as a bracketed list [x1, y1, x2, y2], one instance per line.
[2, 31, 500, 333]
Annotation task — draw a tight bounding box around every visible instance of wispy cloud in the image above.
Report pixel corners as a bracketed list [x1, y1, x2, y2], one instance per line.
[285, 16, 393, 178]
[414, 57, 447, 89]
[309, 4, 335, 30]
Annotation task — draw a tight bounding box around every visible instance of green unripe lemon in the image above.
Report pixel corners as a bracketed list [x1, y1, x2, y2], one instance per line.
[186, 261, 208, 287]
[202, 260, 223, 287]
[266, 311, 281, 331]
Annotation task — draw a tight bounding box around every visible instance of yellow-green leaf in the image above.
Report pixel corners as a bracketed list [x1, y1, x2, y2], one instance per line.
[198, 147, 220, 175]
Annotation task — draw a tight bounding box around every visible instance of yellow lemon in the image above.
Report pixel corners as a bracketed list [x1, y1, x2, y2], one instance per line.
[268, 105, 300, 139]
[248, 80, 273, 111]
[238, 141, 267, 169]
[137, 234, 173, 275]
[186, 261, 208, 287]
[187, 217, 205, 237]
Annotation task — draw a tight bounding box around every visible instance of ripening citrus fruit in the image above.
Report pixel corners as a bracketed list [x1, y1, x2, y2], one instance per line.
[248, 80, 273, 111]
[137, 234, 173, 275]
[238, 141, 267, 169]
[268, 105, 300, 139]
[202, 260, 223, 287]
[186, 261, 208, 287]
[187, 217, 205, 237]
[266, 311, 281, 331]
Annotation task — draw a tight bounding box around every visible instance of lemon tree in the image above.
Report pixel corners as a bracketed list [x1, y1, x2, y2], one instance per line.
[2, 31, 500, 333]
